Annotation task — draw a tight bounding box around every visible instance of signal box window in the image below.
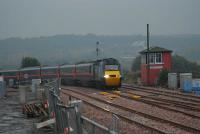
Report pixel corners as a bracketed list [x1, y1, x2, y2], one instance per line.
[149, 53, 155, 64]
[155, 53, 162, 63]
[148, 53, 163, 64]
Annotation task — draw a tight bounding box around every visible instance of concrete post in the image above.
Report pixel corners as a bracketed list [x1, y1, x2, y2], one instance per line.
[19, 86, 27, 104]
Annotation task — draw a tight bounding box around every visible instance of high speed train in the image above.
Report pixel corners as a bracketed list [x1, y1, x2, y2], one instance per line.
[0, 58, 122, 88]
[61, 58, 122, 88]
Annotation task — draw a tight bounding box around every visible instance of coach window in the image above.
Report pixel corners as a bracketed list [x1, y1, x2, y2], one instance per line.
[89, 66, 92, 73]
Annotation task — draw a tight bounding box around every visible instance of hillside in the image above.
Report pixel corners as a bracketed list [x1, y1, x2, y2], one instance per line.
[0, 34, 200, 70]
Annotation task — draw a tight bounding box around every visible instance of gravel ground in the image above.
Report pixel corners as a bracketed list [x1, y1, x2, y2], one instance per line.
[131, 85, 200, 98]
[124, 89, 200, 117]
[0, 88, 53, 134]
[124, 92, 200, 118]
[0, 88, 36, 134]
[93, 91, 200, 131]
[61, 87, 196, 133]
[60, 91, 158, 134]
[125, 90, 200, 106]
[65, 86, 200, 131]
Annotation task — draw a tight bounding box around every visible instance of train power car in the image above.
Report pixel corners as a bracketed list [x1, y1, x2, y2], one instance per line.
[61, 58, 122, 88]
[93, 58, 122, 88]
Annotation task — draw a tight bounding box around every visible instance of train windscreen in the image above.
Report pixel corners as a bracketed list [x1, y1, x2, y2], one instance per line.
[105, 65, 119, 71]
[104, 58, 119, 65]
[103, 58, 120, 71]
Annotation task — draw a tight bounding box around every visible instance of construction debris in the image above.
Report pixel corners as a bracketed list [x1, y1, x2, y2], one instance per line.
[22, 102, 48, 118]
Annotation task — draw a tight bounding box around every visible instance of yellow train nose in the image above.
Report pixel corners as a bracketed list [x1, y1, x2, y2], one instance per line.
[104, 71, 121, 86]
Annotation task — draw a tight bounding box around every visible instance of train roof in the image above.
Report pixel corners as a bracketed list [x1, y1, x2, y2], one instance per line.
[76, 63, 94, 67]
[75, 58, 118, 64]
[100, 58, 118, 62]
[60, 64, 75, 68]
[20, 66, 40, 71]
[96, 58, 119, 64]
[0, 69, 18, 73]
[42, 66, 58, 70]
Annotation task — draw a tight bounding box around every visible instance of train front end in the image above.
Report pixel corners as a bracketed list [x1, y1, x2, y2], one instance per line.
[103, 59, 122, 88]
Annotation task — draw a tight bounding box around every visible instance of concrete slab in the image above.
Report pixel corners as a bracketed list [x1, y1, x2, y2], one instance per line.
[0, 88, 53, 134]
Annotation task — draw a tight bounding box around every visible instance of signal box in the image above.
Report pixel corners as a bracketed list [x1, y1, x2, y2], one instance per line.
[140, 46, 172, 86]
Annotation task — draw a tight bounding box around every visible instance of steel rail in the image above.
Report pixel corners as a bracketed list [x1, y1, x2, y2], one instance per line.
[110, 91, 200, 119]
[123, 84, 200, 100]
[122, 85, 200, 105]
[123, 88, 200, 112]
[61, 89, 167, 134]
[61, 87, 200, 133]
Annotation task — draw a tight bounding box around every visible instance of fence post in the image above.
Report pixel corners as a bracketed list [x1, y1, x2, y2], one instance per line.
[92, 123, 96, 134]
[52, 90, 58, 134]
[110, 114, 120, 134]
[69, 100, 83, 134]
[75, 105, 82, 134]
[56, 78, 61, 95]
[63, 107, 69, 134]
[19, 86, 27, 104]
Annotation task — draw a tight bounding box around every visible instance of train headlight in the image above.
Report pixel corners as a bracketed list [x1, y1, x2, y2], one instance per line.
[104, 75, 109, 79]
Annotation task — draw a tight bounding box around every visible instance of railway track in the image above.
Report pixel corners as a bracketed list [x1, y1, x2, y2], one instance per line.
[123, 84, 200, 101]
[124, 89, 200, 111]
[61, 88, 165, 134]
[122, 85, 200, 110]
[110, 90, 200, 119]
[120, 85, 200, 118]
[61, 86, 200, 134]
[122, 89, 200, 112]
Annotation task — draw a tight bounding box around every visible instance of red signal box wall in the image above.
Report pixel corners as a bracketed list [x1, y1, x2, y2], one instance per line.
[140, 47, 172, 86]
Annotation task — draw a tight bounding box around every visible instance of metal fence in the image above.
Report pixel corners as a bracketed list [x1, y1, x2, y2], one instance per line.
[42, 79, 119, 134]
[0, 81, 6, 98]
[18, 79, 44, 104]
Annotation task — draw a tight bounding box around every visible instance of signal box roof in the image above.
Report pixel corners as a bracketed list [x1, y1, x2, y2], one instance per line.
[140, 46, 172, 54]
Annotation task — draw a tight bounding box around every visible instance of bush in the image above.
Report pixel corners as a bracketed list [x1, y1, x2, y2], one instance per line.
[21, 57, 41, 68]
[157, 69, 169, 86]
[122, 70, 141, 84]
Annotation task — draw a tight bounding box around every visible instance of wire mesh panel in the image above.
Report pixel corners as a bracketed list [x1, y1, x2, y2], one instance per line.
[55, 104, 78, 134]
[41, 79, 119, 134]
[0, 81, 6, 98]
[110, 114, 120, 134]
[81, 116, 115, 134]
[82, 121, 110, 134]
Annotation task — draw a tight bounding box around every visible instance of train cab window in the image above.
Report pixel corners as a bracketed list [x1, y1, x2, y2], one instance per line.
[104, 58, 119, 65]
[105, 65, 119, 71]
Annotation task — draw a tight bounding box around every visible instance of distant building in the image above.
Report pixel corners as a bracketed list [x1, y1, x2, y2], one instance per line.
[140, 46, 172, 86]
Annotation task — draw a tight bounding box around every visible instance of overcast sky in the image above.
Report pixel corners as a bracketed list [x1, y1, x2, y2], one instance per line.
[0, 0, 200, 39]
